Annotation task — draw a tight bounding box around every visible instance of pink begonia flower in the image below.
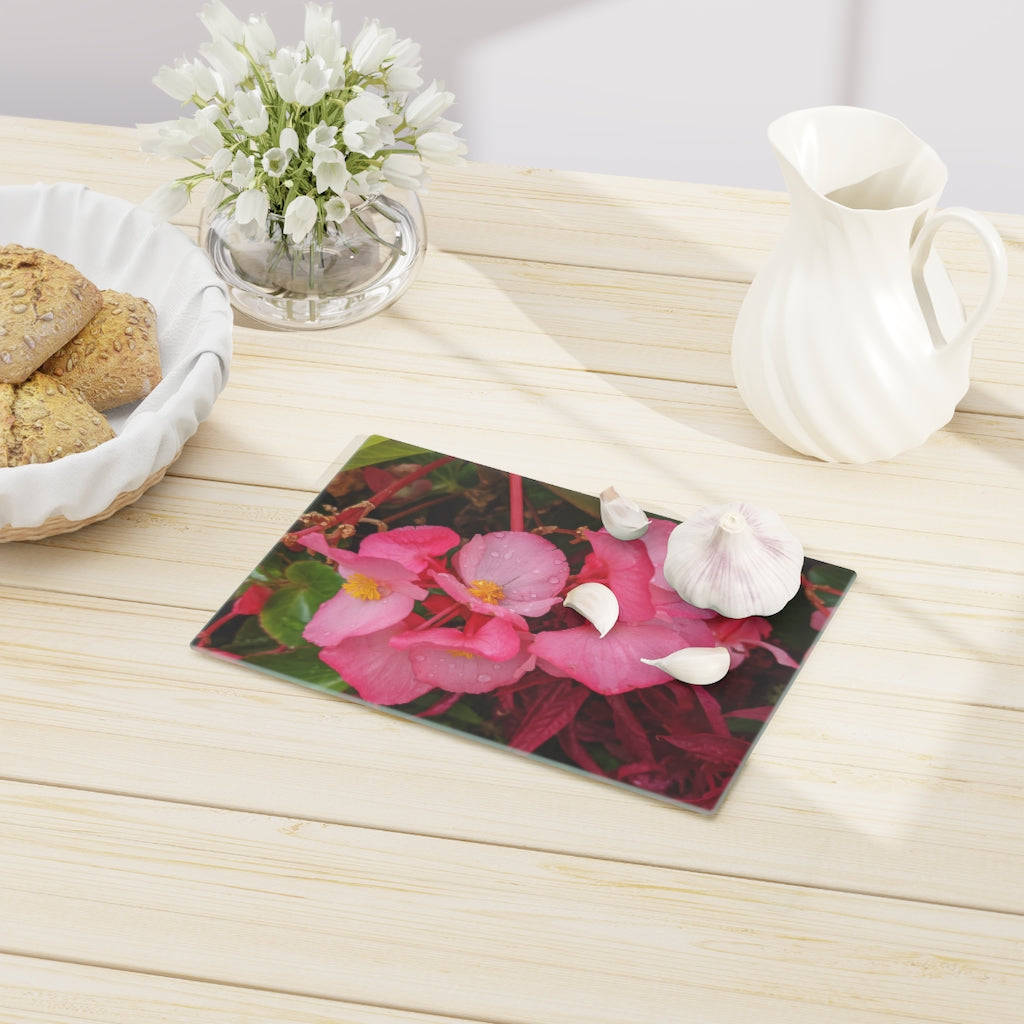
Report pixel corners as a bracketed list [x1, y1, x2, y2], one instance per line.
[301, 533, 428, 646]
[318, 620, 434, 705]
[391, 617, 535, 694]
[637, 517, 673, 587]
[532, 618, 717, 696]
[810, 607, 832, 631]
[358, 524, 461, 573]
[579, 529, 657, 623]
[394, 615, 524, 661]
[577, 524, 714, 624]
[433, 531, 569, 626]
[640, 518, 717, 620]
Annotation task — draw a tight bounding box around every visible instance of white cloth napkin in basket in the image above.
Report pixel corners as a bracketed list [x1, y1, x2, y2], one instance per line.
[0, 182, 233, 531]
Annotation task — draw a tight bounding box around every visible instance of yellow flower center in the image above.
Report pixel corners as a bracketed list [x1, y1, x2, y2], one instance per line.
[342, 572, 383, 601]
[447, 649, 474, 659]
[468, 578, 505, 604]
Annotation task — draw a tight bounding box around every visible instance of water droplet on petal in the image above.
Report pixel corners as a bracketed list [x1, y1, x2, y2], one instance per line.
[477, 673, 492, 683]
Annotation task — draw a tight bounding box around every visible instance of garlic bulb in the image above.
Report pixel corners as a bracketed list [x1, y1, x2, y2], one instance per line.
[640, 645, 731, 686]
[599, 486, 650, 541]
[563, 582, 619, 637]
[663, 501, 803, 618]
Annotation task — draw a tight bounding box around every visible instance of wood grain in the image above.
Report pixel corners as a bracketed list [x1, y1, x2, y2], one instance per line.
[1, 587, 1021, 917]
[0, 954, 472, 1024]
[2, 781, 1022, 1024]
[2, 114, 1023, 1023]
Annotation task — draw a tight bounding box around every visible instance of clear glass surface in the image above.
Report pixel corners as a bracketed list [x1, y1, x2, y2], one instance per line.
[202, 191, 426, 330]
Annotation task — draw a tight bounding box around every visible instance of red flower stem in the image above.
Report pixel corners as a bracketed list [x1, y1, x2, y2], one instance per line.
[291, 455, 455, 541]
[509, 473, 524, 532]
[801, 574, 844, 613]
[194, 610, 235, 643]
[381, 493, 455, 524]
[414, 601, 464, 630]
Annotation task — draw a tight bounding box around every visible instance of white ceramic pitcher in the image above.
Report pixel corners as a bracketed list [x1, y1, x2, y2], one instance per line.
[731, 106, 1007, 463]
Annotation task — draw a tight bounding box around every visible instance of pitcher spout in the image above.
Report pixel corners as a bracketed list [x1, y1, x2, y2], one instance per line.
[768, 106, 947, 215]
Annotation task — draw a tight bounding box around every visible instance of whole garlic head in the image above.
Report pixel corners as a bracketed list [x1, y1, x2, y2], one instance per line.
[662, 501, 803, 618]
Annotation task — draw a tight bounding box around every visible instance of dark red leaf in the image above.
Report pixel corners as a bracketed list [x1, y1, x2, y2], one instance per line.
[660, 732, 750, 763]
[558, 718, 608, 776]
[725, 705, 773, 722]
[607, 694, 655, 764]
[616, 761, 675, 794]
[690, 685, 731, 737]
[508, 678, 589, 752]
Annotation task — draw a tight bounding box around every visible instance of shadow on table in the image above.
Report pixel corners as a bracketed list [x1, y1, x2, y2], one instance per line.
[396, 165, 1024, 928]
[945, 384, 1024, 474]
[418, 163, 796, 466]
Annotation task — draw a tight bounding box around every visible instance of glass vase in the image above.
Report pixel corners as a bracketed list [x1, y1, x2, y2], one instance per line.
[201, 190, 426, 330]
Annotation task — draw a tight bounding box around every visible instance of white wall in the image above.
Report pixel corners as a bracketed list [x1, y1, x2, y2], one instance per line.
[3, 0, 1021, 212]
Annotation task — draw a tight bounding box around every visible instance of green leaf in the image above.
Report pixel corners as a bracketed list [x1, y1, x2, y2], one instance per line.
[726, 715, 765, 740]
[543, 484, 601, 521]
[285, 560, 343, 591]
[247, 646, 350, 691]
[259, 560, 342, 646]
[804, 560, 857, 598]
[428, 459, 480, 494]
[218, 613, 280, 656]
[342, 435, 432, 470]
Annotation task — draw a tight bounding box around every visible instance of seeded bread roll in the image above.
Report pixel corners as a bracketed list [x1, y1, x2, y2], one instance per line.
[0, 244, 103, 385]
[40, 290, 162, 411]
[0, 383, 14, 468]
[0, 371, 115, 466]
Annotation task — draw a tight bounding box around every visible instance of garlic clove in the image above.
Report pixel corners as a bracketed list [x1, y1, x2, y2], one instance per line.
[599, 485, 650, 541]
[640, 645, 731, 686]
[662, 501, 804, 618]
[563, 582, 620, 637]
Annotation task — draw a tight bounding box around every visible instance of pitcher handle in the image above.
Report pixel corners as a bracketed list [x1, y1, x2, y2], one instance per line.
[911, 206, 1008, 350]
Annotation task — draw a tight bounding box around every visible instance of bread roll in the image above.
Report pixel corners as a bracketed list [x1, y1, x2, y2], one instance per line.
[40, 290, 162, 410]
[0, 371, 115, 466]
[0, 383, 14, 469]
[0, 245, 103, 384]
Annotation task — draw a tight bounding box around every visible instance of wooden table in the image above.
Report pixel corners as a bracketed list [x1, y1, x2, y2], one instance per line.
[1, 115, 1022, 1023]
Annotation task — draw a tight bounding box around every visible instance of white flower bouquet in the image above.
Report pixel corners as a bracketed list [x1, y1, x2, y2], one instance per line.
[140, 0, 466, 248]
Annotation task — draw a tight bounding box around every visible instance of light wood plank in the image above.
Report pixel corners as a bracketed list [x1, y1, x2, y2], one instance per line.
[0, 953, 472, 1024]
[2, 781, 1022, 1024]
[3, 116, 1021, 289]
[3, 113, 1023, 1024]
[1, 588, 1022, 915]
[176, 348, 1024, 499]
[211, 247, 1024, 411]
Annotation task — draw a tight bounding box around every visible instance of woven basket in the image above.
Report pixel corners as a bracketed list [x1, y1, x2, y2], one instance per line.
[0, 457, 177, 543]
